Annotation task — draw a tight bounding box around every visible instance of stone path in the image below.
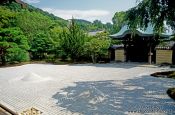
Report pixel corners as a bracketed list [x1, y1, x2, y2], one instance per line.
[0, 63, 175, 115]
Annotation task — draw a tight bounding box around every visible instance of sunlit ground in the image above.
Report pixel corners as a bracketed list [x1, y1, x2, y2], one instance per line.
[0, 63, 175, 115]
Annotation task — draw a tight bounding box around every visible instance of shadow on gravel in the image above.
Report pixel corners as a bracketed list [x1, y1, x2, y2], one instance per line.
[53, 76, 175, 114]
[68, 63, 142, 69]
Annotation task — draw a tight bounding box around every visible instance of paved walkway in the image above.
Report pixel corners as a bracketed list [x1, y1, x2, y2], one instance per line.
[0, 63, 175, 115]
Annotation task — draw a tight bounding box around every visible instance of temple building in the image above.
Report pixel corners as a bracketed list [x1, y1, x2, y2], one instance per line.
[110, 25, 174, 64]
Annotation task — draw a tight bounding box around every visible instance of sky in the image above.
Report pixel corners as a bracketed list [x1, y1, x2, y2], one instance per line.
[22, 0, 138, 23]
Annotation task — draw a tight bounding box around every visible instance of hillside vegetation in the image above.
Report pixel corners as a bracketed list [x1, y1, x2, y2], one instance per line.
[0, 0, 113, 65]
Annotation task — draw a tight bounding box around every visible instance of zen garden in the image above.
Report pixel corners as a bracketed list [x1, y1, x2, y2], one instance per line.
[0, 0, 175, 115]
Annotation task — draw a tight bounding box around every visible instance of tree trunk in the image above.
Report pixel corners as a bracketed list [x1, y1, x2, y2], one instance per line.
[1, 55, 6, 65]
[91, 53, 96, 64]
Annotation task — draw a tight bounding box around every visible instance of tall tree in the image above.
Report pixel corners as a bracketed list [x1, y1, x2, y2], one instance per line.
[60, 19, 86, 61]
[104, 22, 113, 33]
[0, 27, 29, 65]
[84, 32, 111, 63]
[16, 10, 53, 40]
[0, 6, 16, 28]
[93, 20, 104, 30]
[127, 0, 175, 31]
[30, 32, 54, 60]
[112, 11, 127, 33]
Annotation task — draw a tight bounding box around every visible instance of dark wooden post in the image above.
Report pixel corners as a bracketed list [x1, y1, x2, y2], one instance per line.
[123, 38, 127, 62]
[148, 37, 152, 64]
[148, 45, 152, 64]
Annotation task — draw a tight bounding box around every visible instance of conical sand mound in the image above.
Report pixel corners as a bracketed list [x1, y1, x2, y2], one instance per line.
[21, 72, 51, 82]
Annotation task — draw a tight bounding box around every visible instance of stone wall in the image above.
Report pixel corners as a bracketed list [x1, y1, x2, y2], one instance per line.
[115, 49, 125, 62]
[156, 50, 173, 64]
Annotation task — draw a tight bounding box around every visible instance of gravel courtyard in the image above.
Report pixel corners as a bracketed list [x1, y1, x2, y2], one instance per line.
[0, 63, 175, 115]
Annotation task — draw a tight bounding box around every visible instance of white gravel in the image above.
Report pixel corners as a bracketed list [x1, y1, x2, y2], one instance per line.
[0, 63, 172, 115]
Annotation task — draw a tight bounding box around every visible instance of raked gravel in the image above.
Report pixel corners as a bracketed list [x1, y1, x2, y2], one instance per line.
[0, 63, 174, 115]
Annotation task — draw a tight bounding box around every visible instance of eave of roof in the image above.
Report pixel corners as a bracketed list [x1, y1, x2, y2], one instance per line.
[110, 25, 172, 39]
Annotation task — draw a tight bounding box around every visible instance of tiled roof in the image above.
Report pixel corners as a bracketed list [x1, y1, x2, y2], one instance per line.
[110, 24, 172, 39]
[110, 45, 124, 49]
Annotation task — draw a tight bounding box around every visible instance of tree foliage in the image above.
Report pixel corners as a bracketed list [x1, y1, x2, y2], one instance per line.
[16, 10, 53, 39]
[30, 32, 54, 60]
[59, 20, 86, 61]
[0, 27, 29, 65]
[73, 19, 113, 33]
[127, 0, 175, 31]
[84, 32, 111, 63]
[0, 0, 14, 4]
[0, 1, 113, 64]
[112, 11, 127, 32]
[0, 6, 16, 28]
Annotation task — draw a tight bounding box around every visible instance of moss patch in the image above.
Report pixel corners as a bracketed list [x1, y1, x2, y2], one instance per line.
[167, 88, 175, 100]
[151, 71, 175, 79]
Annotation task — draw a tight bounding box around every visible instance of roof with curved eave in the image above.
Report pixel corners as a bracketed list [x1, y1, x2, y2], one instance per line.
[110, 25, 172, 39]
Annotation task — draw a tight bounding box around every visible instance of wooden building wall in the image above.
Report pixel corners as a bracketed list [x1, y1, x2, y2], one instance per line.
[115, 49, 125, 62]
[114, 48, 173, 64]
[156, 50, 173, 64]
